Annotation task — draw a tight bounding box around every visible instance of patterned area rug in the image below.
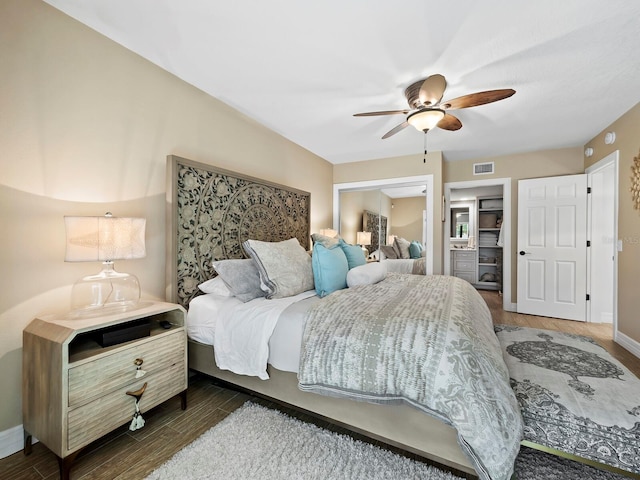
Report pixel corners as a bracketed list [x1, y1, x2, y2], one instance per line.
[495, 325, 640, 476]
[145, 402, 630, 480]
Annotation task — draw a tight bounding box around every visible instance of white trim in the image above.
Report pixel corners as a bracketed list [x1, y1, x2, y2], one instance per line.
[615, 331, 640, 360]
[333, 175, 434, 275]
[0, 424, 36, 459]
[504, 302, 517, 312]
[585, 151, 619, 333]
[443, 177, 512, 312]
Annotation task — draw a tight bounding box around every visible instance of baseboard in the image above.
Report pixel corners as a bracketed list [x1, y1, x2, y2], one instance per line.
[615, 331, 640, 360]
[503, 302, 517, 312]
[0, 425, 26, 459]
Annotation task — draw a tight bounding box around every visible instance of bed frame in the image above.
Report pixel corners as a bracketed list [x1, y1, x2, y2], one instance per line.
[165, 155, 476, 477]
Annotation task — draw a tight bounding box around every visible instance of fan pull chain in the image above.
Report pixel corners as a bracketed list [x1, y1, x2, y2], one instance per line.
[423, 131, 428, 163]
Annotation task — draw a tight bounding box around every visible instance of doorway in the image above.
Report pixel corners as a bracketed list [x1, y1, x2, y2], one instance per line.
[444, 178, 512, 311]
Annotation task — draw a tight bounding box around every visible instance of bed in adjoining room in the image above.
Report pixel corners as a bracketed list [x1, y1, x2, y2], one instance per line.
[165, 155, 523, 480]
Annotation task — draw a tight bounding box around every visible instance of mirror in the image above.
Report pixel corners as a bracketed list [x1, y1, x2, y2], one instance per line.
[451, 207, 470, 239]
[333, 175, 434, 275]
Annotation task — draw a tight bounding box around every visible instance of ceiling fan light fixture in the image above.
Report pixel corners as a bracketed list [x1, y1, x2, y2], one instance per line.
[407, 109, 445, 132]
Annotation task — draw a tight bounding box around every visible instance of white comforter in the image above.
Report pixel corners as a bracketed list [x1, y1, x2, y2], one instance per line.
[211, 290, 316, 380]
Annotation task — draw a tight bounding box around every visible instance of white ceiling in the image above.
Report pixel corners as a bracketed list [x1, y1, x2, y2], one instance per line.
[44, 0, 640, 164]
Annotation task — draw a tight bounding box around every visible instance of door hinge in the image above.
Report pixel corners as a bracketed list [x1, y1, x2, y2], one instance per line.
[587, 187, 592, 194]
[586, 294, 590, 301]
[587, 240, 591, 247]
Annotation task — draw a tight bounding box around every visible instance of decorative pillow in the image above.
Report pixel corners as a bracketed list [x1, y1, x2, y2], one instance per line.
[211, 259, 265, 302]
[394, 237, 411, 259]
[346, 262, 387, 288]
[379, 245, 397, 260]
[338, 240, 367, 269]
[312, 243, 348, 297]
[311, 232, 340, 248]
[243, 238, 314, 299]
[198, 276, 233, 297]
[409, 241, 423, 259]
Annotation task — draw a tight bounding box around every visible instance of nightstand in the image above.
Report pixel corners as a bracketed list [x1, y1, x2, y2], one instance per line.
[22, 301, 188, 480]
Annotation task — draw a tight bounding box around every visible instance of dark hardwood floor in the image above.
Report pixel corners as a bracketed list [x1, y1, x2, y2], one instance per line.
[3, 290, 639, 479]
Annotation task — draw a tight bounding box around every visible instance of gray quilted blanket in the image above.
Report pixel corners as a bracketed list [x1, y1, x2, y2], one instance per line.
[298, 273, 522, 480]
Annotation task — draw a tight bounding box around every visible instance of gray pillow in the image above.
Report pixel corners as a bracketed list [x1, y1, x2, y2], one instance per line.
[394, 237, 411, 259]
[211, 259, 265, 302]
[380, 245, 397, 260]
[243, 238, 314, 299]
[311, 232, 340, 248]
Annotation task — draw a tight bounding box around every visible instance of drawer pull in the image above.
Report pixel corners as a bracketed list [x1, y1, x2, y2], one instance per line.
[126, 382, 147, 402]
[134, 358, 146, 378]
[126, 382, 147, 432]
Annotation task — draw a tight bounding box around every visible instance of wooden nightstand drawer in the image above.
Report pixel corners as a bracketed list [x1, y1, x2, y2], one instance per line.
[68, 330, 185, 407]
[67, 363, 186, 450]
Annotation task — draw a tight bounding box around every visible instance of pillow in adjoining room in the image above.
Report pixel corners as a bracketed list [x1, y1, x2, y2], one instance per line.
[312, 243, 348, 297]
[211, 259, 265, 302]
[311, 232, 340, 248]
[243, 238, 314, 299]
[338, 239, 367, 269]
[394, 237, 411, 259]
[346, 262, 387, 288]
[409, 241, 423, 259]
[379, 245, 397, 260]
[198, 276, 233, 297]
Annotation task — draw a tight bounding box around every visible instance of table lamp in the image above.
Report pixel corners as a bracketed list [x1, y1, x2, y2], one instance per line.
[65, 212, 146, 314]
[356, 231, 372, 257]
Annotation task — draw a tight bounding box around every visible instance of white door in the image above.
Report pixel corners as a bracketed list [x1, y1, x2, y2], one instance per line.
[588, 158, 616, 323]
[517, 175, 587, 321]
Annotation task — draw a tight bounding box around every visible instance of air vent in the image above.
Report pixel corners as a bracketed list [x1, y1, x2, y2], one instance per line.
[473, 162, 494, 175]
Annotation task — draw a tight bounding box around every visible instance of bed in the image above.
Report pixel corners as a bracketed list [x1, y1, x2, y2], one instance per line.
[165, 155, 521, 480]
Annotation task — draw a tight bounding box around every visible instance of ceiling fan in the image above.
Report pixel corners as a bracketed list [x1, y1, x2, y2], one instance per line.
[354, 74, 515, 139]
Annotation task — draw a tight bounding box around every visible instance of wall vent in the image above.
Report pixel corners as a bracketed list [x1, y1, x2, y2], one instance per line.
[473, 162, 495, 175]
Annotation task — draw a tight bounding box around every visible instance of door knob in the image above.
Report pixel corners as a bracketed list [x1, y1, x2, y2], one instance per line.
[519, 251, 531, 256]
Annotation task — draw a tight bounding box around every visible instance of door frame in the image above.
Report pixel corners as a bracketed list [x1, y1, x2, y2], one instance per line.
[586, 151, 619, 331]
[444, 177, 512, 311]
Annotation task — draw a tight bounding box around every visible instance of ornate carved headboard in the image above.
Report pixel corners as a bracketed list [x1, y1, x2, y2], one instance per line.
[166, 155, 311, 309]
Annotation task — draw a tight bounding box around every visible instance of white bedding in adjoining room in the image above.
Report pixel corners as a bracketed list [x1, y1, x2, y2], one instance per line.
[186, 291, 319, 378]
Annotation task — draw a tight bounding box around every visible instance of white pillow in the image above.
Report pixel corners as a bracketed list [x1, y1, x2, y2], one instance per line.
[346, 262, 387, 287]
[198, 276, 233, 297]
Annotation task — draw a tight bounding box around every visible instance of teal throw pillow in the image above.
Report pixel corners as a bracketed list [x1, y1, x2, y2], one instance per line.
[339, 239, 367, 269]
[312, 243, 348, 297]
[409, 241, 423, 259]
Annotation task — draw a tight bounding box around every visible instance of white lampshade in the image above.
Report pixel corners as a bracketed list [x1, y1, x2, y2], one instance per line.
[356, 231, 372, 246]
[65, 215, 146, 262]
[407, 108, 445, 132]
[64, 213, 146, 315]
[387, 234, 397, 245]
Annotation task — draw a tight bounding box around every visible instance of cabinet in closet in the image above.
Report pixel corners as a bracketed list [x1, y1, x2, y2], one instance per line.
[476, 196, 503, 290]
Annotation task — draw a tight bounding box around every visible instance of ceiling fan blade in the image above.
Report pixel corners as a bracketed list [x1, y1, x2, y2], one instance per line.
[353, 109, 410, 117]
[418, 74, 446, 106]
[382, 121, 409, 139]
[437, 114, 462, 131]
[440, 89, 515, 110]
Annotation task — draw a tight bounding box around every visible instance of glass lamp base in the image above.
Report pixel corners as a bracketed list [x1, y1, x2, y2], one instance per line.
[71, 262, 141, 316]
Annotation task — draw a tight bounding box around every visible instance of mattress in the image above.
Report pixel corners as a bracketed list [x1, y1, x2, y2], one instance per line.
[187, 292, 319, 374]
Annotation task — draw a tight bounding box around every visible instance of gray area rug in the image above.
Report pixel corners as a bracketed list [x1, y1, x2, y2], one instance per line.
[495, 325, 640, 475]
[146, 402, 627, 480]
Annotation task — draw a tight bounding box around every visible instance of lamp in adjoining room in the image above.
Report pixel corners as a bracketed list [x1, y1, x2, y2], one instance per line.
[65, 212, 146, 315]
[356, 231, 372, 257]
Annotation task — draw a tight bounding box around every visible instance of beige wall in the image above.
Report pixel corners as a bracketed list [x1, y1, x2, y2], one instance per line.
[338, 190, 392, 245]
[0, 0, 333, 434]
[391, 197, 425, 242]
[584, 102, 640, 343]
[444, 147, 584, 305]
[334, 152, 444, 273]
